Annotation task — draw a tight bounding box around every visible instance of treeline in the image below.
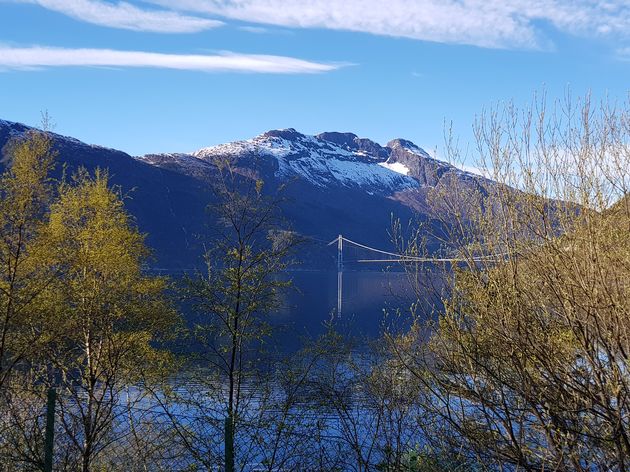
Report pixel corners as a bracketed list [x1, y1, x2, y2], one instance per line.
[1, 94, 629, 472]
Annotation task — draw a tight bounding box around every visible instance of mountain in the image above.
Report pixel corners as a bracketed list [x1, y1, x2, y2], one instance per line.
[0, 120, 491, 270]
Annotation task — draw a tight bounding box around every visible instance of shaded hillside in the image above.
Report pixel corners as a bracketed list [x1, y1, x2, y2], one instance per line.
[0, 120, 497, 270]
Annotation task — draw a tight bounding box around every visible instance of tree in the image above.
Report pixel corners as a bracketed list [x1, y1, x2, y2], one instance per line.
[303, 328, 424, 472]
[0, 128, 57, 389]
[41, 168, 177, 472]
[389, 94, 630, 470]
[174, 157, 300, 470]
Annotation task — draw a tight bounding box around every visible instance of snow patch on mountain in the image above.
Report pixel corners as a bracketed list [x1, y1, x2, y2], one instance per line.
[195, 136, 294, 160]
[275, 149, 416, 190]
[194, 129, 357, 161]
[378, 161, 410, 176]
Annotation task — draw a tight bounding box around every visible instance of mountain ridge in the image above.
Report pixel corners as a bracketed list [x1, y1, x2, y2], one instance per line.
[0, 119, 487, 270]
[164, 126, 481, 192]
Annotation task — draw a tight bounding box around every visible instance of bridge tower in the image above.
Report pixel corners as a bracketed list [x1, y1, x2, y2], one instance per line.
[337, 235, 343, 317]
[337, 234, 343, 271]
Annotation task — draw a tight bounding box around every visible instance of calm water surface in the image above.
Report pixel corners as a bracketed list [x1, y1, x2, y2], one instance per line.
[270, 270, 419, 351]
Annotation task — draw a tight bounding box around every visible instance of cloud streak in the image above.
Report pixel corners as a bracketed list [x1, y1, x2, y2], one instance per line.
[13, 1, 630, 49]
[147, 0, 630, 49]
[0, 46, 343, 73]
[19, 0, 222, 33]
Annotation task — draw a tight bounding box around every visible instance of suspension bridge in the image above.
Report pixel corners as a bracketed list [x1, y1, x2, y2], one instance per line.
[150, 234, 504, 319]
[326, 234, 505, 317]
[328, 234, 439, 318]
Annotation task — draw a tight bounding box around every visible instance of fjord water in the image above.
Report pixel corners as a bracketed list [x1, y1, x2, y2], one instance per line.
[269, 270, 418, 351]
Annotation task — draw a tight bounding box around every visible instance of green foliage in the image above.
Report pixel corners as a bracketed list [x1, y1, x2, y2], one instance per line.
[45, 168, 178, 382]
[0, 130, 57, 387]
[39, 168, 179, 471]
[0, 130, 181, 471]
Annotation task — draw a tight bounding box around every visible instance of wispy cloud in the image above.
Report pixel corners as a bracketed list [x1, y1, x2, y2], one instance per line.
[147, 0, 630, 49]
[12, 1, 630, 49]
[238, 25, 270, 34]
[17, 0, 222, 33]
[0, 46, 344, 73]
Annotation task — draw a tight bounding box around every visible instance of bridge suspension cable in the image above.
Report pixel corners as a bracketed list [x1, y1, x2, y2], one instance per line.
[328, 235, 505, 263]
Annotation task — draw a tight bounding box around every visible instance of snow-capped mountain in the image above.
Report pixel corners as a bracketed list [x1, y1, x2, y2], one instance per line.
[0, 120, 490, 269]
[191, 129, 417, 192]
[142, 128, 481, 197]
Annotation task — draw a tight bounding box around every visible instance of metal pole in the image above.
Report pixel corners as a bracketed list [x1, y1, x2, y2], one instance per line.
[337, 234, 343, 272]
[337, 235, 343, 317]
[43, 387, 56, 472]
[224, 415, 234, 472]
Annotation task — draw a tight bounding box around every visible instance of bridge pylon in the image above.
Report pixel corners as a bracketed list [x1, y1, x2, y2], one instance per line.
[337, 234, 343, 271]
[337, 234, 343, 317]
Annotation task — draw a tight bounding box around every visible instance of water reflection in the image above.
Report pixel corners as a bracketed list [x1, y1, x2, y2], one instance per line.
[271, 270, 419, 351]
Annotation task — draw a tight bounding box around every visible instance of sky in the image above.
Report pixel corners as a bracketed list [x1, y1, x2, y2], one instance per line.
[0, 1, 629, 158]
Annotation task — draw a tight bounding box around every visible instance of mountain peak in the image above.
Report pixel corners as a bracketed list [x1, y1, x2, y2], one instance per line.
[260, 128, 305, 140]
[254, 129, 425, 161]
[316, 131, 359, 147]
[386, 138, 428, 156]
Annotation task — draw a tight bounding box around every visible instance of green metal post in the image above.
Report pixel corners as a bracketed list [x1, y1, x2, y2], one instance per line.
[43, 387, 56, 472]
[224, 415, 234, 472]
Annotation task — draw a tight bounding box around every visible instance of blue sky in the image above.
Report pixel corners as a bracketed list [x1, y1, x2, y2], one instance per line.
[0, 1, 629, 157]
